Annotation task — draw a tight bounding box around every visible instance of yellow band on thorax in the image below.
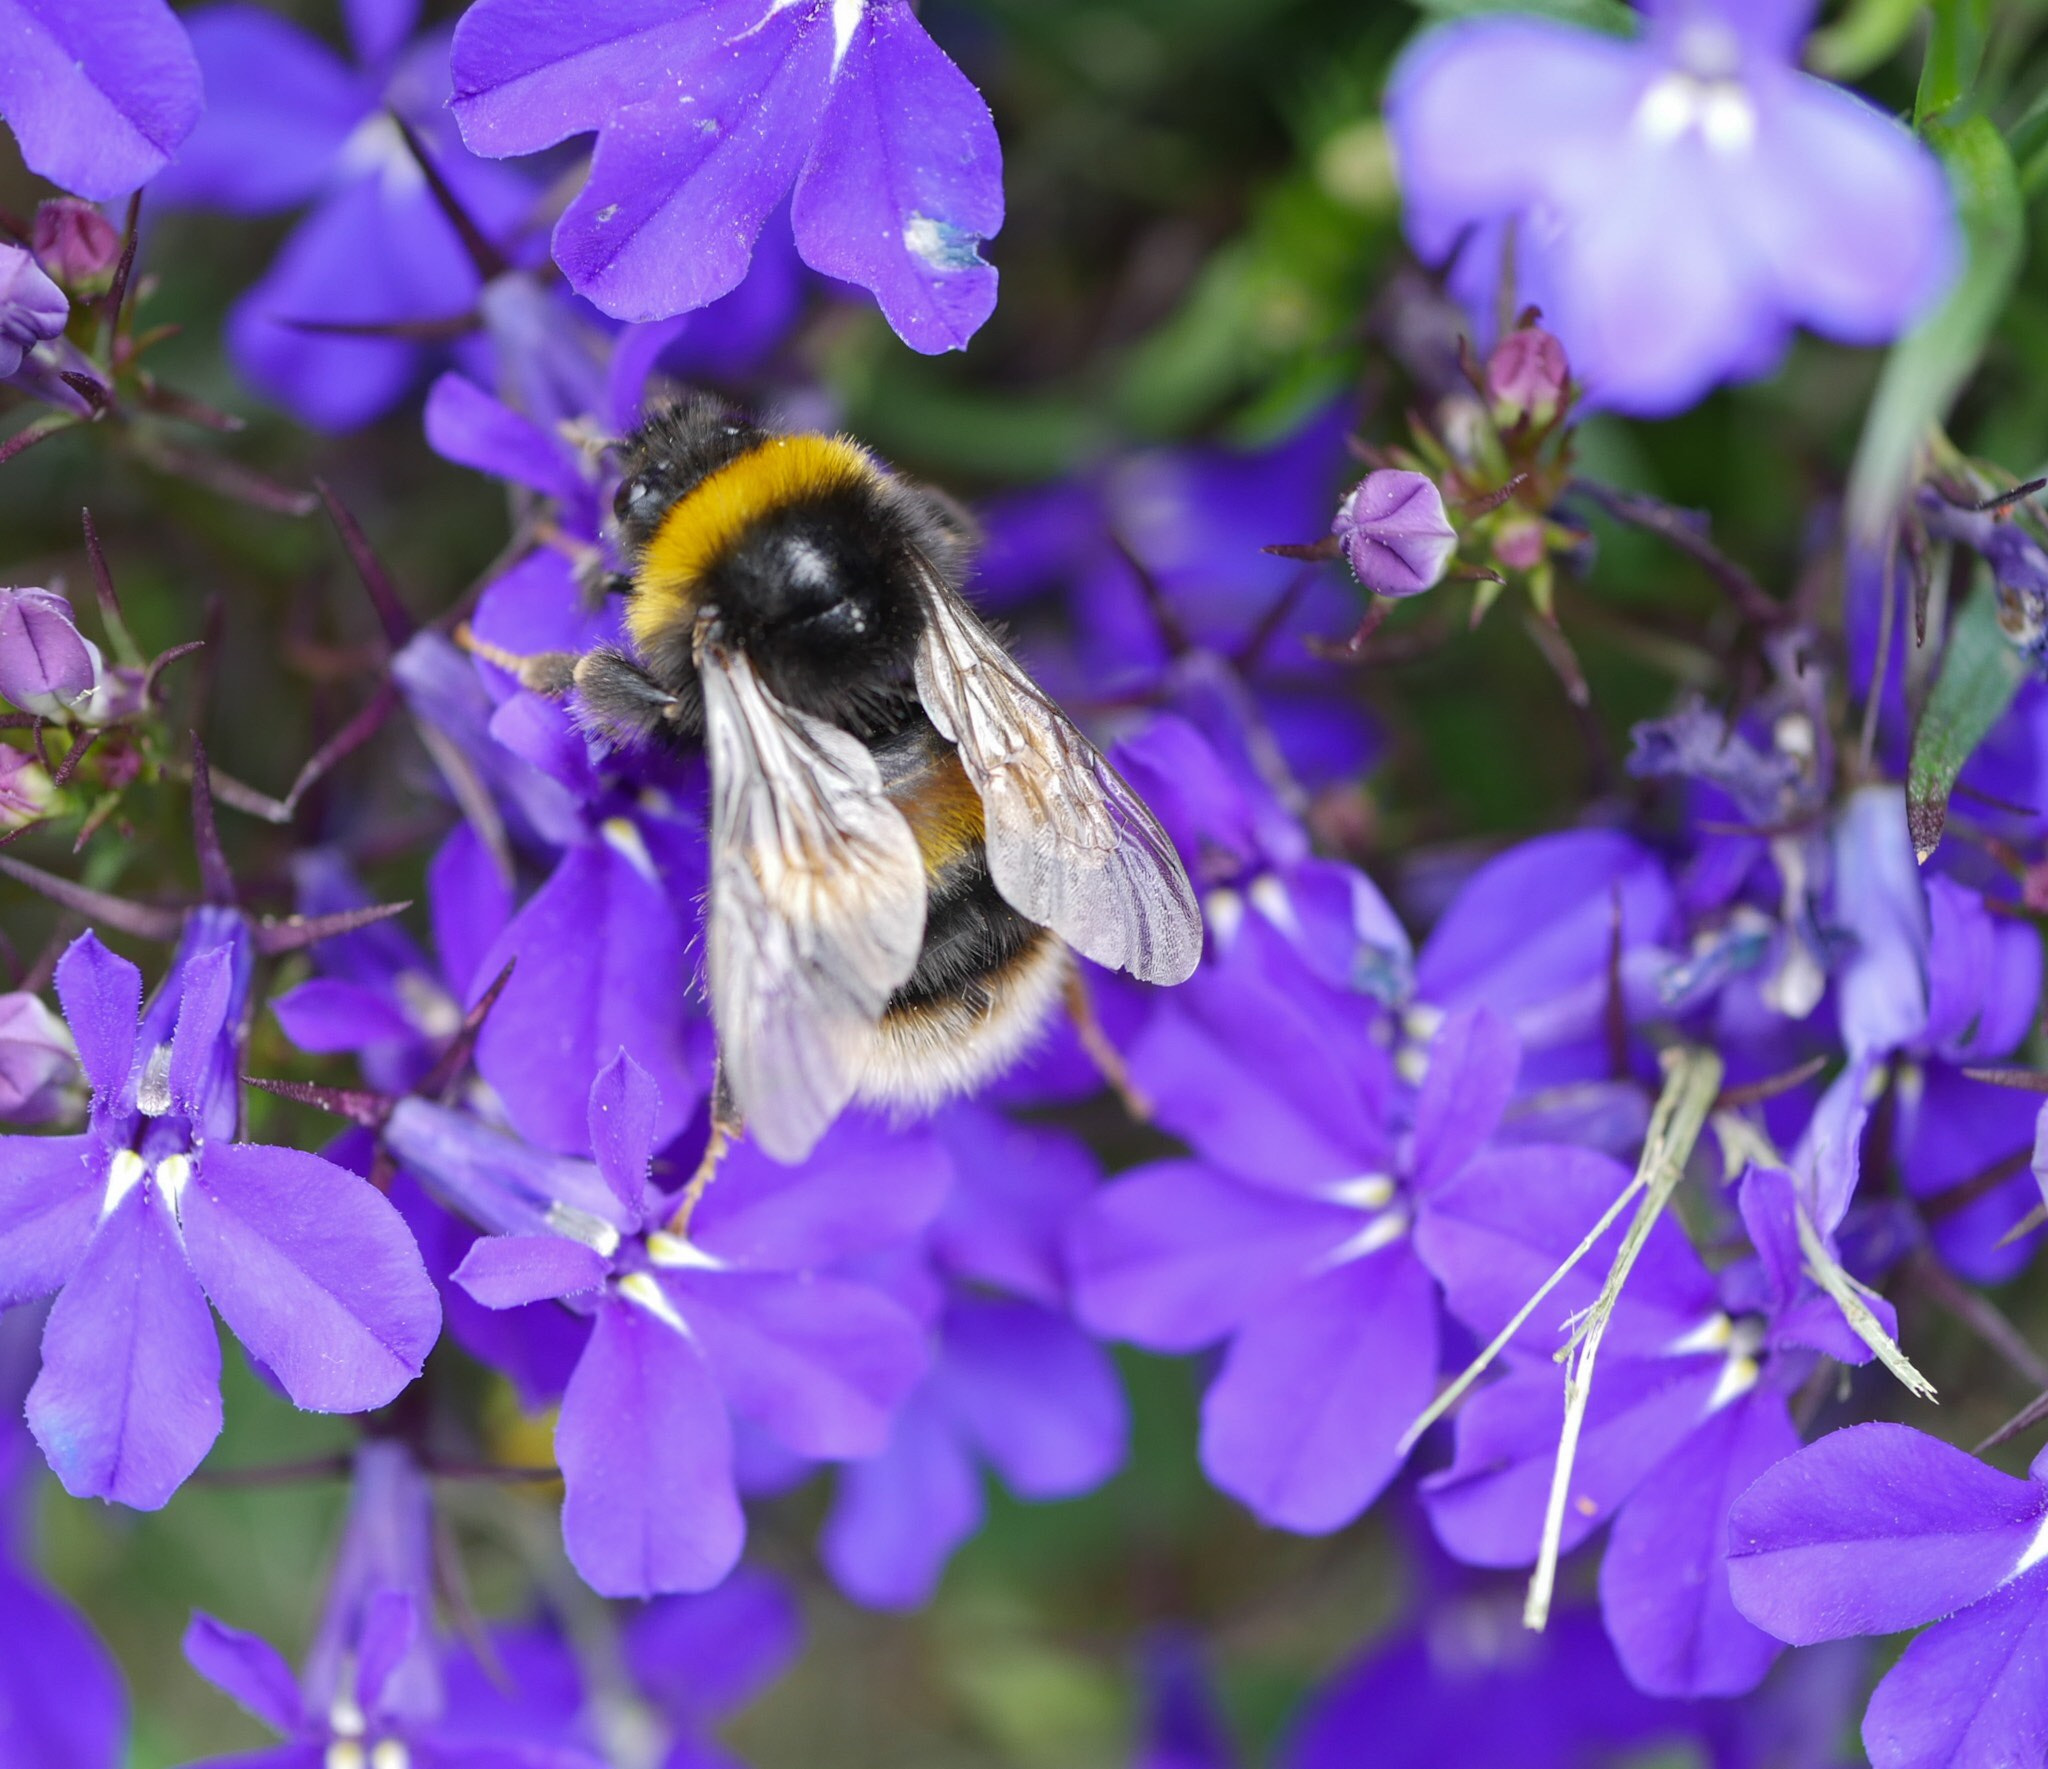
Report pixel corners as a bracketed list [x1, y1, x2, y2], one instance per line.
[628, 433, 878, 652]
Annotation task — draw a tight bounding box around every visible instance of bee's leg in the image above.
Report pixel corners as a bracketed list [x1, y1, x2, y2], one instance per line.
[573, 646, 701, 744]
[1063, 962, 1152, 1121]
[666, 1058, 743, 1236]
[453, 624, 580, 697]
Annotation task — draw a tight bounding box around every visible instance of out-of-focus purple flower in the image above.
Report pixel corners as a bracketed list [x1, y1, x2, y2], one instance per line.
[1334, 471, 1458, 597]
[0, 246, 68, 380]
[1421, 1148, 1895, 1697]
[1133, 1634, 1238, 1769]
[1730, 1423, 2048, 1769]
[0, 744, 53, 833]
[623, 1566, 804, 1759]
[822, 1109, 1128, 1608]
[393, 1053, 942, 1596]
[154, 2, 536, 429]
[0, 990, 79, 1125]
[0, 587, 101, 721]
[0, 0, 202, 201]
[0, 1308, 126, 1769]
[1486, 323, 1570, 427]
[0, 922, 440, 1508]
[449, 0, 1003, 354]
[182, 1440, 608, 1769]
[1387, 0, 1956, 413]
[30, 199, 122, 294]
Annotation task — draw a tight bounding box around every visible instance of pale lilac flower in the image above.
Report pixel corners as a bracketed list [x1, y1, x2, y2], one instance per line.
[0, 588, 101, 722]
[0, 991, 79, 1124]
[1388, 0, 1957, 413]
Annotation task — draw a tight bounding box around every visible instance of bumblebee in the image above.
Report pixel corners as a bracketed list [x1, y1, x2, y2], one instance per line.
[494, 396, 1202, 1167]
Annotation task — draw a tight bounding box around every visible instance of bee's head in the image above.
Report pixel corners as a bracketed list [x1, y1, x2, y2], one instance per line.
[610, 395, 767, 555]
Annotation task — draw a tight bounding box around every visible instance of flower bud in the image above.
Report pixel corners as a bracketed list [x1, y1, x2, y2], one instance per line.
[0, 743, 53, 830]
[1333, 470, 1458, 597]
[0, 588, 102, 720]
[0, 243, 68, 381]
[1494, 516, 1546, 573]
[1486, 325, 1569, 427]
[30, 200, 122, 294]
[0, 991, 82, 1125]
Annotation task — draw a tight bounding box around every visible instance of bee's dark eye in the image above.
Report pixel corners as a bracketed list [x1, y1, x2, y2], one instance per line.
[612, 476, 642, 524]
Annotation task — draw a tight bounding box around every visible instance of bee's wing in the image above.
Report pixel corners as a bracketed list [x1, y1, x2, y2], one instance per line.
[699, 640, 927, 1162]
[912, 567, 1203, 985]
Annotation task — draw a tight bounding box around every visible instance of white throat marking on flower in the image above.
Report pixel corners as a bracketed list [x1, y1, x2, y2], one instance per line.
[1634, 73, 1757, 157]
[101, 1148, 146, 1219]
[831, 0, 866, 73]
[155, 1153, 194, 1219]
[619, 1270, 693, 1336]
[1314, 1205, 1411, 1272]
[1321, 1173, 1396, 1212]
[2007, 1506, 2048, 1585]
[325, 1744, 367, 1769]
[646, 1230, 726, 1272]
[369, 1740, 410, 1769]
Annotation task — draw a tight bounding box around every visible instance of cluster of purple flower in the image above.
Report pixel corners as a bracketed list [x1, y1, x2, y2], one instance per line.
[5, 0, 2048, 1766]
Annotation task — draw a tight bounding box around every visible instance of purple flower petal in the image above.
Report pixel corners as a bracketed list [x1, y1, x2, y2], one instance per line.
[429, 823, 515, 1001]
[790, 0, 1001, 353]
[556, 1294, 743, 1597]
[270, 978, 419, 1054]
[53, 933, 139, 1107]
[1408, 1007, 1519, 1193]
[1727, 1423, 2048, 1644]
[1423, 1355, 1722, 1567]
[1897, 1064, 2042, 1283]
[1332, 470, 1458, 597]
[1831, 784, 1928, 1059]
[672, 1270, 928, 1459]
[29, 1186, 222, 1508]
[475, 842, 700, 1157]
[930, 1107, 1097, 1306]
[167, 946, 235, 1120]
[344, 0, 418, 68]
[0, 0, 202, 200]
[1860, 1567, 2048, 1769]
[549, 13, 832, 322]
[454, 1235, 611, 1309]
[1923, 876, 2040, 1062]
[1598, 1390, 1797, 1697]
[940, 1299, 1126, 1497]
[587, 1049, 661, 1222]
[182, 1613, 303, 1734]
[691, 1117, 951, 1273]
[623, 1567, 801, 1728]
[0, 1561, 127, 1769]
[1067, 1161, 1360, 1352]
[151, 5, 364, 213]
[0, 1136, 102, 1307]
[178, 1142, 440, 1413]
[820, 1387, 981, 1609]
[425, 373, 585, 502]
[0, 589, 98, 719]
[1201, 1247, 1438, 1534]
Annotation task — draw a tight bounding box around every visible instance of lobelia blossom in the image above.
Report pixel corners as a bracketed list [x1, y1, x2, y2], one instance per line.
[0, 586, 109, 723]
[389, 1051, 943, 1596]
[181, 1439, 609, 1769]
[153, 0, 537, 428]
[0, 989, 81, 1124]
[820, 1107, 1128, 1608]
[1728, 1423, 2048, 1769]
[0, 0, 202, 201]
[0, 920, 441, 1508]
[1419, 1141, 1898, 1698]
[0, 1307, 126, 1769]
[0, 244, 105, 417]
[1333, 471, 1458, 597]
[1387, 0, 1957, 414]
[449, 0, 1003, 353]
[618, 1567, 803, 1768]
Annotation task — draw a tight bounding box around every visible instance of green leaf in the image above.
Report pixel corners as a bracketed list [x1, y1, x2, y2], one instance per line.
[1908, 567, 2031, 862]
[1807, 0, 1924, 82]
[1406, 0, 1637, 32]
[1916, 0, 1991, 127]
[1845, 114, 2023, 545]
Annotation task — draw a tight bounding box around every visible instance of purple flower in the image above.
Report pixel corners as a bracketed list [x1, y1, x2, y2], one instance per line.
[622, 1567, 804, 1758]
[0, 990, 80, 1125]
[393, 1053, 942, 1595]
[1420, 1150, 1896, 1697]
[0, 922, 441, 1507]
[1132, 1634, 1237, 1769]
[0, 246, 68, 381]
[0, 0, 201, 201]
[182, 1440, 608, 1769]
[0, 587, 101, 721]
[1334, 471, 1458, 597]
[450, 0, 1003, 353]
[155, 2, 535, 429]
[822, 1109, 1127, 1608]
[1729, 1423, 2048, 1769]
[1387, 0, 1956, 413]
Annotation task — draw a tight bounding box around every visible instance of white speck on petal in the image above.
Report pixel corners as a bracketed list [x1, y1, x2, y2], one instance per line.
[903, 214, 987, 274]
[619, 1270, 693, 1336]
[101, 1148, 145, 1219]
[596, 204, 619, 224]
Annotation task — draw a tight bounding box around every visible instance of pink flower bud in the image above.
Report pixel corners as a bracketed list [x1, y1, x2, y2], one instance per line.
[1494, 517, 1546, 573]
[1486, 326, 1570, 427]
[0, 990, 81, 1125]
[1333, 471, 1457, 597]
[31, 199, 122, 292]
[0, 743, 52, 830]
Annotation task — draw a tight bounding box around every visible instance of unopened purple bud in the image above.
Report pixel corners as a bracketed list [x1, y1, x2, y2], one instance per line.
[0, 743, 52, 830]
[30, 200, 122, 294]
[1485, 326, 1570, 427]
[1494, 516, 1545, 573]
[0, 243, 67, 380]
[1333, 470, 1458, 596]
[0, 991, 81, 1125]
[0, 588, 101, 719]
